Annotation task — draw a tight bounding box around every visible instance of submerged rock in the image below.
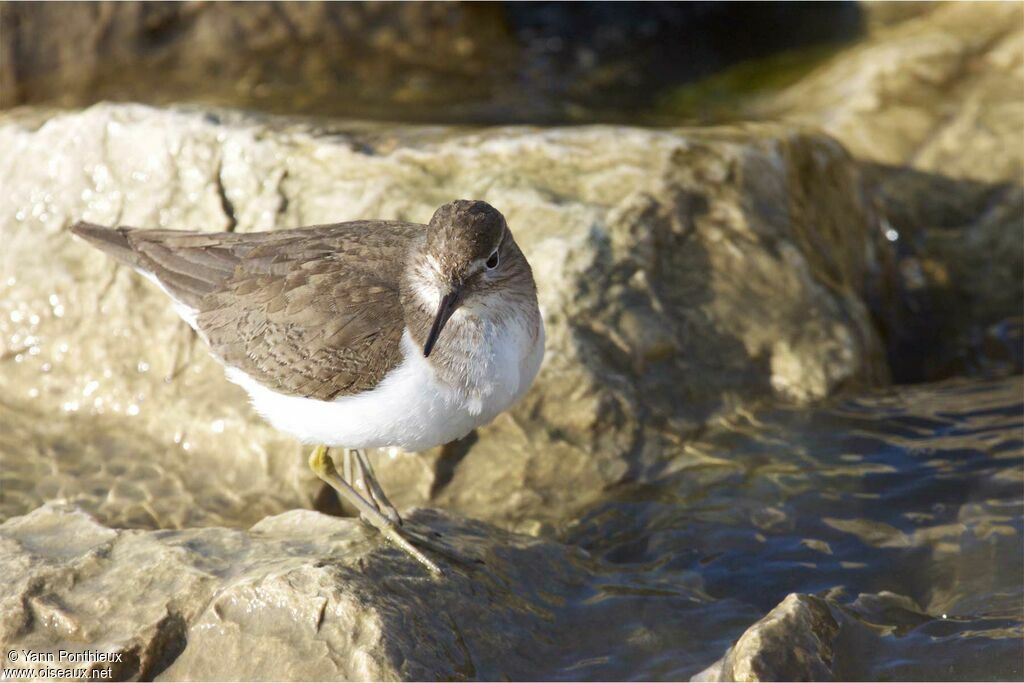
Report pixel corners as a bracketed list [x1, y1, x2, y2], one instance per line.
[0, 104, 888, 532]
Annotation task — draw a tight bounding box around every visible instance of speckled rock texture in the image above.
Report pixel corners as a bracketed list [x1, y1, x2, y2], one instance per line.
[0, 104, 888, 534]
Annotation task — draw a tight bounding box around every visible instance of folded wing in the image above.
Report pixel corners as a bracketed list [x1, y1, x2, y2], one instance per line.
[71, 221, 421, 400]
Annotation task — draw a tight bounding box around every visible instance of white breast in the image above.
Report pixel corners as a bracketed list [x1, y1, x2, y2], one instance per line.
[225, 319, 544, 452]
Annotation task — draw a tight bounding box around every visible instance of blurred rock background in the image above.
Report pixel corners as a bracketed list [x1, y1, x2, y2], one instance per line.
[0, 2, 1021, 681]
[1, 1, 863, 123]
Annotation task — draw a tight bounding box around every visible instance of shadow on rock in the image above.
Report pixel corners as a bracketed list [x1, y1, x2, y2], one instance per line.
[861, 162, 1024, 383]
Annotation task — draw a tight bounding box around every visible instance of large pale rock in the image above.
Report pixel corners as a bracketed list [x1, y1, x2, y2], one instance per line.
[768, 1, 1023, 182]
[0, 104, 888, 532]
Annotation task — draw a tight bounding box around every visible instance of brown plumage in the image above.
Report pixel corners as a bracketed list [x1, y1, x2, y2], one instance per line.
[70, 200, 537, 403]
[71, 219, 421, 400]
[72, 201, 545, 574]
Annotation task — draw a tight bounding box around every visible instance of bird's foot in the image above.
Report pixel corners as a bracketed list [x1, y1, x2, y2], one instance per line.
[309, 445, 468, 576]
[400, 523, 484, 569]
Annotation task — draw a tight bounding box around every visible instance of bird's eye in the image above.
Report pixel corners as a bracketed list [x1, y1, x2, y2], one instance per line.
[485, 250, 499, 270]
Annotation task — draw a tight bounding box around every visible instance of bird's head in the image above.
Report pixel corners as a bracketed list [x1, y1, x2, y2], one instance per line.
[411, 199, 528, 357]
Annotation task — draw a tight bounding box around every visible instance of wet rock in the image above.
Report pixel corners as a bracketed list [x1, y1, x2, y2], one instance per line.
[764, 1, 1024, 381]
[864, 163, 1023, 382]
[696, 588, 1024, 682]
[0, 104, 888, 532]
[693, 593, 839, 682]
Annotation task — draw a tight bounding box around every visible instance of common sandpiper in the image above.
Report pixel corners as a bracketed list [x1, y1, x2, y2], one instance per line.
[71, 200, 545, 574]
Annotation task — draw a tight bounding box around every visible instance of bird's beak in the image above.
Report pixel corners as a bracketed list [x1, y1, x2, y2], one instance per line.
[423, 286, 463, 357]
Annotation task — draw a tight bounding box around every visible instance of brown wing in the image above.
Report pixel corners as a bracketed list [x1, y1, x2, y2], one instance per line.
[72, 220, 424, 400]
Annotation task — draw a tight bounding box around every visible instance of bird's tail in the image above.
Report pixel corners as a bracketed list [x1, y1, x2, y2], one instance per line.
[70, 222, 145, 271]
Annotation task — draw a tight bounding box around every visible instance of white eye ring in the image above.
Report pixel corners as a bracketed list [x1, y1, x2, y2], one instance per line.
[485, 250, 499, 270]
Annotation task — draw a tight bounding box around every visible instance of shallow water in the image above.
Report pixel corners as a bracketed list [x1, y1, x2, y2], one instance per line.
[559, 375, 1023, 680]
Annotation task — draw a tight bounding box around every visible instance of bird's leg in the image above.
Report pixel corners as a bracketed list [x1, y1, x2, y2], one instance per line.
[308, 445, 443, 576]
[342, 448, 375, 512]
[348, 449, 479, 567]
[343, 448, 394, 523]
[334, 448, 372, 519]
[342, 447, 354, 487]
[353, 449, 402, 526]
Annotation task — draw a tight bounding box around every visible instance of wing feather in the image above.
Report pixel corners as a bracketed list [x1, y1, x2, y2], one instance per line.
[72, 220, 423, 400]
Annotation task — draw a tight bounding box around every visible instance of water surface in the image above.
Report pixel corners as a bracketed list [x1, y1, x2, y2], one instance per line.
[562, 375, 1023, 680]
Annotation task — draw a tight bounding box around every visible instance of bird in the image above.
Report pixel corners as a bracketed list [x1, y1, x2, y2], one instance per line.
[70, 199, 545, 574]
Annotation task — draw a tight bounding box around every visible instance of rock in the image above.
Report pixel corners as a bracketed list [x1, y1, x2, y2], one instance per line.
[882, 181, 1023, 380]
[763, 1, 1024, 381]
[696, 588, 1024, 682]
[0, 503, 720, 681]
[0, 505, 212, 680]
[693, 593, 839, 682]
[0, 104, 889, 532]
[0, 2, 516, 121]
[0, 2, 864, 124]
[767, 2, 1023, 181]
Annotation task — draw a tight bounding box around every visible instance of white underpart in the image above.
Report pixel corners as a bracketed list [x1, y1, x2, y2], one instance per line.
[228, 323, 544, 451]
[135, 263, 545, 451]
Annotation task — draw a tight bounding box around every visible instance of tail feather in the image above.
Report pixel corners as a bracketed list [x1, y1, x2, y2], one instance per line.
[70, 222, 145, 271]
[70, 221, 232, 309]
